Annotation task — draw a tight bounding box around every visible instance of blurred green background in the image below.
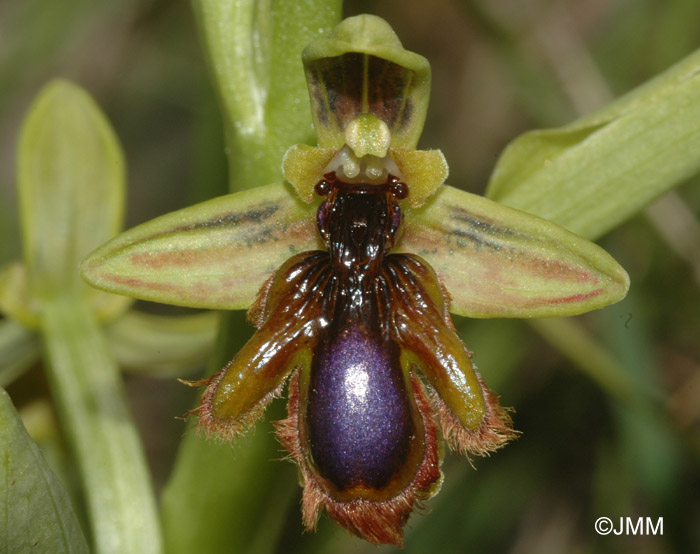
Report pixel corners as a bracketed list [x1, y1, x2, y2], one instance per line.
[1, 0, 699, 552]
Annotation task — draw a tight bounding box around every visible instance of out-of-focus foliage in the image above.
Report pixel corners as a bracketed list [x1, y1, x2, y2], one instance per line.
[2, 79, 162, 554]
[0, 388, 89, 553]
[1, 1, 698, 553]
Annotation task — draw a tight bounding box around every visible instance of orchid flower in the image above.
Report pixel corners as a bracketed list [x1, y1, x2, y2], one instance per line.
[81, 15, 628, 546]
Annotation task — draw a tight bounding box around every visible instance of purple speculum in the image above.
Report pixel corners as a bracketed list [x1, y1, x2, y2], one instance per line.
[308, 324, 414, 491]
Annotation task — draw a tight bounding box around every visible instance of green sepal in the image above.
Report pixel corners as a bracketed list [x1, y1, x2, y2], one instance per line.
[81, 182, 321, 310]
[303, 14, 431, 150]
[6, 79, 133, 327]
[82, 178, 628, 317]
[17, 80, 125, 301]
[399, 185, 629, 318]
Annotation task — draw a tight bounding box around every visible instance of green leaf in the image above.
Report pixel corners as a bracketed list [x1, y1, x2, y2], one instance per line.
[486, 47, 700, 240]
[81, 181, 319, 309]
[0, 387, 89, 554]
[17, 79, 125, 300]
[401, 185, 629, 318]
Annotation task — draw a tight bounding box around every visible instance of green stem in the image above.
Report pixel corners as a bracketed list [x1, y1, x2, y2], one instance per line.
[163, 3, 341, 552]
[192, 0, 342, 191]
[161, 311, 297, 554]
[41, 297, 162, 554]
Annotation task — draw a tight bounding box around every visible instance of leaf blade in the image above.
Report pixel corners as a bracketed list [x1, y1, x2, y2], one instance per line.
[0, 387, 89, 554]
[486, 48, 700, 240]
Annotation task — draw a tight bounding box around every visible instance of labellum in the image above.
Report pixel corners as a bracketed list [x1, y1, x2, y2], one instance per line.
[80, 14, 629, 547]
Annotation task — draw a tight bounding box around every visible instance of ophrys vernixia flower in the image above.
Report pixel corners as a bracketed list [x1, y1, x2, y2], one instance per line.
[81, 15, 628, 546]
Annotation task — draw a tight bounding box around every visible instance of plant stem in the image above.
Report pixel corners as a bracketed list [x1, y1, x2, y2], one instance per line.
[163, 3, 341, 552]
[41, 297, 162, 554]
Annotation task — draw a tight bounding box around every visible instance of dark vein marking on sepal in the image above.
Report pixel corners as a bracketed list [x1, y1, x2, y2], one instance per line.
[140, 204, 282, 245]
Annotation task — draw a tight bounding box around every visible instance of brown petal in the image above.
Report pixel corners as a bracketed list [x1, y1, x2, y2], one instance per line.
[384, 254, 517, 455]
[193, 252, 331, 441]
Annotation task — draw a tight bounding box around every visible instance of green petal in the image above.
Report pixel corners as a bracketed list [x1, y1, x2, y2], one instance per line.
[486, 46, 700, 240]
[0, 387, 89, 553]
[391, 147, 449, 208]
[81, 182, 320, 309]
[399, 185, 629, 318]
[303, 14, 431, 150]
[282, 144, 337, 202]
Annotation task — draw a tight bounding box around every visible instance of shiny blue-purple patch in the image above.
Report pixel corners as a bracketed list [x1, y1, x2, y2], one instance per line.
[306, 322, 415, 492]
